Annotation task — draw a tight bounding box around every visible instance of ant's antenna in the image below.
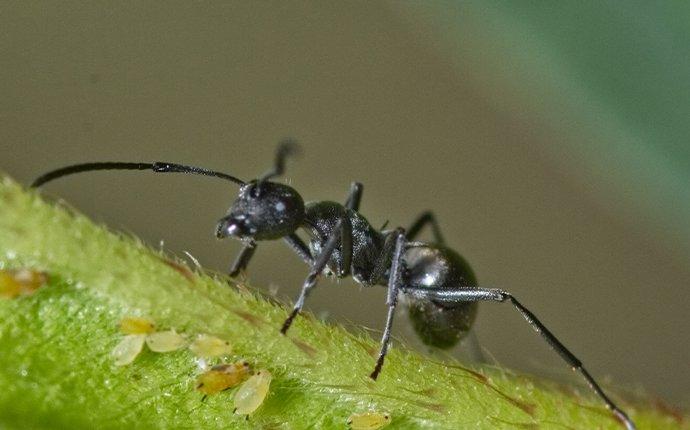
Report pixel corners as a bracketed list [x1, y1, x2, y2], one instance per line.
[253, 138, 300, 196]
[258, 139, 300, 183]
[31, 161, 245, 188]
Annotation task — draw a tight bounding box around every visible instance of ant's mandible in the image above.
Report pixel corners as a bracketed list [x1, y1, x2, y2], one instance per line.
[31, 140, 635, 429]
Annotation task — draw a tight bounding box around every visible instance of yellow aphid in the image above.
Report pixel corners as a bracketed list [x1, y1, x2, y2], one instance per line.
[0, 271, 21, 298]
[233, 370, 272, 415]
[112, 334, 146, 366]
[189, 334, 232, 358]
[119, 316, 156, 335]
[0, 269, 47, 298]
[145, 330, 186, 352]
[196, 361, 251, 395]
[347, 411, 392, 430]
[12, 268, 48, 290]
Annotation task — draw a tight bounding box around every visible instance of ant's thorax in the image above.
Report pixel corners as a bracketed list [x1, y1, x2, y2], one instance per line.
[302, 201, 387, 286]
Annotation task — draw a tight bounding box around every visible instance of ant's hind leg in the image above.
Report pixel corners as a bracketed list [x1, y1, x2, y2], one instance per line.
[406, 211, 445, 245]
[406, 212, 485, 361]
[370, 230, 406, 380]
[228, 242, 257, 278]
[400, 286, 636, 430]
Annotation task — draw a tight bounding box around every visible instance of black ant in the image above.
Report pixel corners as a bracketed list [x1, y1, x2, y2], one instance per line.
[31, 140, 635, 429]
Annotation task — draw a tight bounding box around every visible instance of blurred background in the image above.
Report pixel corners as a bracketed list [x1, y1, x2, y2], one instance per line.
[1, 2, 688, 407]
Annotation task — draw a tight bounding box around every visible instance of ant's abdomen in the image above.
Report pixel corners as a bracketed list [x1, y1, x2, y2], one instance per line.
[404, 245, 478, 349]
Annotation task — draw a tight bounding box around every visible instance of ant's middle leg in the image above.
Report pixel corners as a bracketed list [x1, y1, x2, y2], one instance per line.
[406, 211, 445, 245]
[280, 215, 353, 334]
[282, 233, 314, 266]
[344, 182, 363, 211]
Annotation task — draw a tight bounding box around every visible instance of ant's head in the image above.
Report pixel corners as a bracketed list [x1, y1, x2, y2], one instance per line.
[216, 140, 304, 242]
[216, 180, 304, 241]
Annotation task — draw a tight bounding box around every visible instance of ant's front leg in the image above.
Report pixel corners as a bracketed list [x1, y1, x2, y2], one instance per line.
[370, 229, 406, 380]
[280, 216, 353, 334]
[230, 234, 314, 279]
[228, 242, 257, 278]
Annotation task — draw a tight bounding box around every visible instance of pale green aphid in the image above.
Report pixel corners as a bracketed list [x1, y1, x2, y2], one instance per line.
[145, 330, 186, 352]
[233, 370, 272, 415]
[189, 333, 232, 358]
[113, 317, 185, 364]
[346, 411, 392, 430]
[111, 334, 146, 366]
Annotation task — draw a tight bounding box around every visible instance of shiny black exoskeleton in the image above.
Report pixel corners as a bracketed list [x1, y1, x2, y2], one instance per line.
[215, 180, 479, 356]
[31, 140, 635, 430]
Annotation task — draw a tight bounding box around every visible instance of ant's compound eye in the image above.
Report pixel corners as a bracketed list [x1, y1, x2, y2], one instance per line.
[237, 181, 259, 199]
[244, 181, 264, 198]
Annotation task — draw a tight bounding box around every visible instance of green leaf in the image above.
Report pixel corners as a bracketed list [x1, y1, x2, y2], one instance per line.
[0, 177, 683, 429]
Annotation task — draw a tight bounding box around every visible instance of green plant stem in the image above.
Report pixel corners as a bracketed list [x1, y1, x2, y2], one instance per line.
[0, 176, 683, 429]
